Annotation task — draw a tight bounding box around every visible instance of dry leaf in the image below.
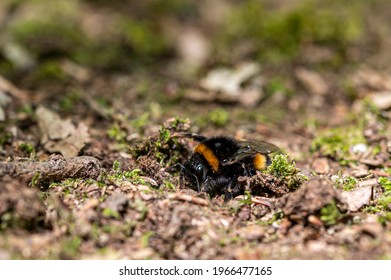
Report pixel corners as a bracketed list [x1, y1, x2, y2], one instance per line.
[341, 186, 372, 212]
[369, 91, 391, 110]
[35, 106, 90, 157]
[200, 62, 260, 97]
[295, 67, 329, 96]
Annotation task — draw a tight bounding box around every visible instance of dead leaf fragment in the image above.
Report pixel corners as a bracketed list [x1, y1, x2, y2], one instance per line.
[176, 27, 211, 72]
[0, 74, 28, 101]
[0, 90, 12, 121]
[235, 225, 265, 241]
[311, 158, 330, 174]
[200, 63, 260, 96]
[369, 91, 391, 110]
[280, 177, 345, 221]
[35, 106, 90, 157]
[340, 186, 372, 212]
[295, 67, 329, 96]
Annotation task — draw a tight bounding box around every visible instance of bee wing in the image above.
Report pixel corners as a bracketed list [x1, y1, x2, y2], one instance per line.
[238, 140, 279, 154]
[222, 140, 279, 166]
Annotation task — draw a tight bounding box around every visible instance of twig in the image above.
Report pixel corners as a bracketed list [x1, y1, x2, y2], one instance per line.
[0, 155, 101, 184]
[168, 192, 209, 206]
[0, 74, 28, 102]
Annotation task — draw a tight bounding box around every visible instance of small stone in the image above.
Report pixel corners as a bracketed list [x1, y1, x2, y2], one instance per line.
[351, 143, 368, 154]
[341, 186, 372, 211]
[370, 91, 391, 110]
[236, 225, 266, 241]
[311, 158, 330, 174]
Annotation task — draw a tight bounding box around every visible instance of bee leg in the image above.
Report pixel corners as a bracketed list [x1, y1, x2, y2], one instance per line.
[202, 177, 221, 196]
[224, 179, 243, 202]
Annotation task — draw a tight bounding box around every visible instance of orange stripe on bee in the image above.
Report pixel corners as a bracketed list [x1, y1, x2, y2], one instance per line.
[253, 153, 267, 170]
[194, 143, 220, 172]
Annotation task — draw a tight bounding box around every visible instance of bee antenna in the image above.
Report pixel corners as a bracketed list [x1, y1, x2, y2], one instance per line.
[194, 174, 200, 193]
[166, 163, 185, 173]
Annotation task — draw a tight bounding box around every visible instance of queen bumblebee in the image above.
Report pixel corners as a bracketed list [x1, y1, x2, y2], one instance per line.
[179, 133, 279, 201]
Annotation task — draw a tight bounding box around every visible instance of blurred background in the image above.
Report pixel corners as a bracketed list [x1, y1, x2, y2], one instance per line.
[1, 0, 391, 151]
[1, 0, 391, 260]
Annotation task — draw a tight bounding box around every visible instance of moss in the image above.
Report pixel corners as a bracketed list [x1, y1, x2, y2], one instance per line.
[240, 191, 253, 206]
[140, 231, 154, 248]
[198, 108, 229, 128]
[131, 199, 148, 221]
[107, 122, 128, 150]
[30, 60, 68, 83]
[332, 171, 358, 191]
[72, 42, 129, 70]
[18, 142, 35, 155]
[265, 76, 292, 97]
[378, 177, 391, 210]
[61, 236, 82, 258]
[102, 208, 121, 219]
[10, 19, 83, 57]
[119, 18, 170, 59]
[219, 0, 364, 65]
[107, 161, 147, 185]
[0, 125, 12, 148]
[363, 177, 391, 224]
[131, 112, 150, 133]
[379, 177, 391, 191]
[267, 154, 308, 190]
[320, 200, 343, 226]
[130, 118, 190, 166]
[310, 126, 366, 165]
[60, 89, 83, 112]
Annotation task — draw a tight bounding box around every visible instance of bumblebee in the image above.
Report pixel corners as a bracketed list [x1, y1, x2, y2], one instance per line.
[179, 133, 279, 201]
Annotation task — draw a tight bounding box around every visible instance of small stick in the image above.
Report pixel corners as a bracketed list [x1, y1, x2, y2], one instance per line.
[0, 154, 101, 184]
[0, 74, 28, 102]
[168, 192, 209, 206]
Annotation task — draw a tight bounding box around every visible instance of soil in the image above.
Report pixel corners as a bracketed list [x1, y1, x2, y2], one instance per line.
[0, 0, 391, 260]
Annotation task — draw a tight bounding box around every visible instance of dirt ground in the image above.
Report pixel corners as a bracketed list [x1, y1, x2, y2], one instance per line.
[1, 0, 391, 259]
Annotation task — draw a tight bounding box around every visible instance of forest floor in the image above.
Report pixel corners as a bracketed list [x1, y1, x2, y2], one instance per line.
[1, 0, 391, 259]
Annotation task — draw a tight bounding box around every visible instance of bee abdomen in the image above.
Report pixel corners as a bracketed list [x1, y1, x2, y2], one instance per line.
[253, 153, 269, 170]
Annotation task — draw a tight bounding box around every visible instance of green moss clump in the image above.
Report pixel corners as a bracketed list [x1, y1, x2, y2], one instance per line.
[210, 108, 229, 127]
[130, 118, 190, 166]
[60, 90, 83, 112]
[61, 236, 82, 258]
[320, 200, 343, 226]
[72, 42, 129, 70]
[267, 154, 307, 190]
[331, 172, 358, 191]
[219, 0, 364, 64]
[30, 60, 68, 83]
[378, 177, 391, 210]
[120, 19, 170, 59]
[310, 126, 366, 165]
[0, 125, 12, 148]
[107, 123, 127, 144]
[18, 142, 35, 155]
[197, 108, 229, 128]
[10, 20, 84, 57]
[364, 177, 391, 225]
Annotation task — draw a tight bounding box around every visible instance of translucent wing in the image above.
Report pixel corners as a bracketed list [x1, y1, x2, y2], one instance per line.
[238, 140, 279, 154]
[222, 140, 279, 165]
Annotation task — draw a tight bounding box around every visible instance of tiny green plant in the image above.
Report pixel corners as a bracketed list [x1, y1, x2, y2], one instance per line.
[320, 200, 343, 226]
[130, 118, 189, 166]
[331, 171, 357, 191]
[311, 126, 366, 165]
[267, 154, 307, 190]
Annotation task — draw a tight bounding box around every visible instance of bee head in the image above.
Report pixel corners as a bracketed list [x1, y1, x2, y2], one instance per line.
[182, 153, 209, 192]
